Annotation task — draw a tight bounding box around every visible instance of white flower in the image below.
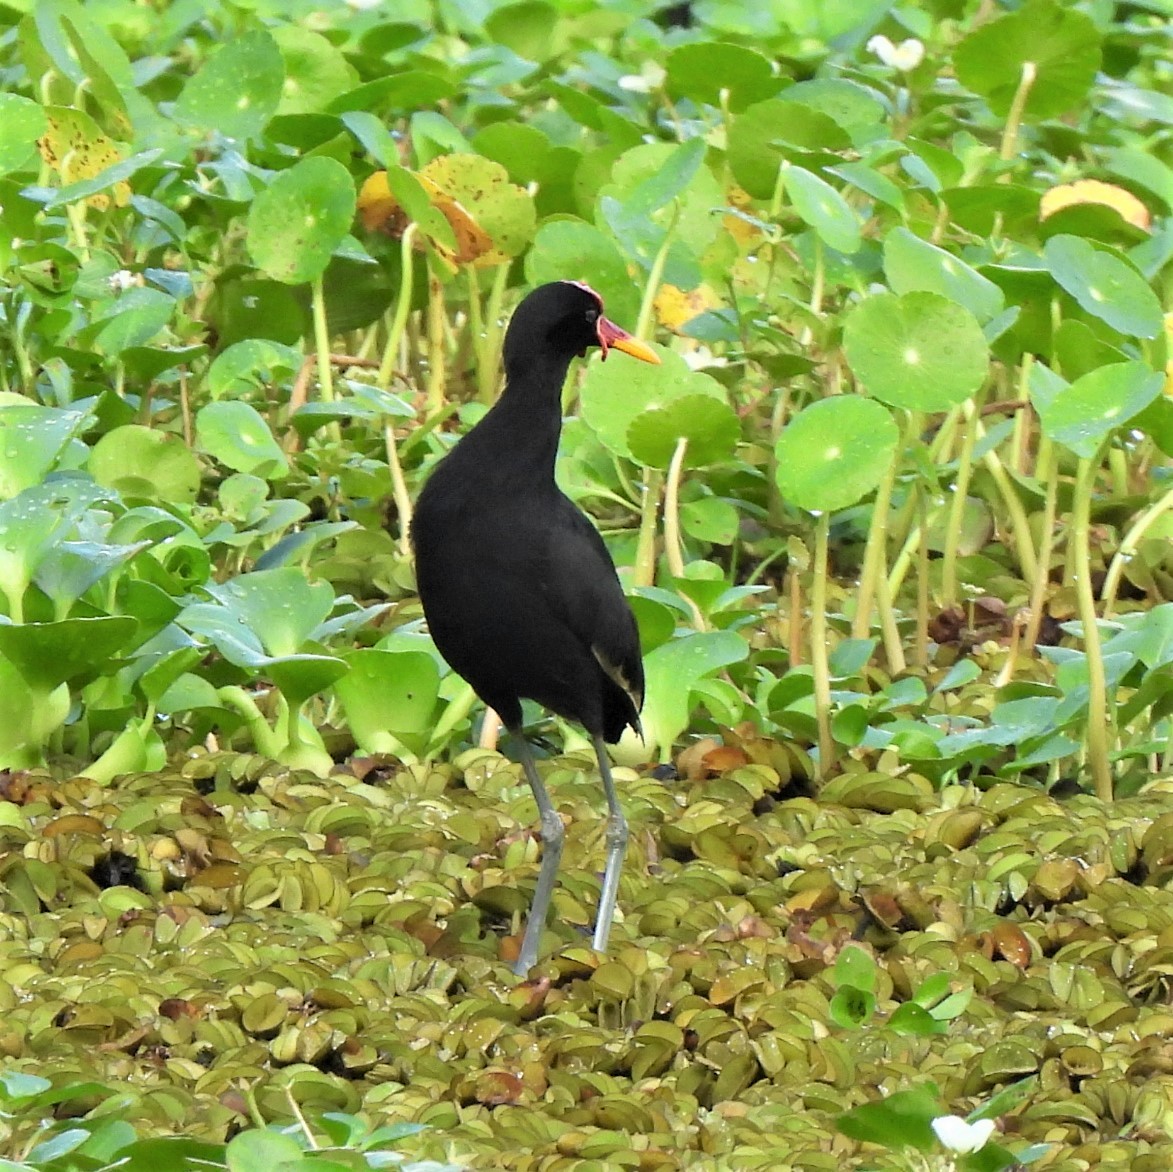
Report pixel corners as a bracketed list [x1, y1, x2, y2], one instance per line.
[618, 63, 665, 93]
[867, 34, 925, 71]
[931, 1115, 996, 1154]
[109, 269, 137, 291]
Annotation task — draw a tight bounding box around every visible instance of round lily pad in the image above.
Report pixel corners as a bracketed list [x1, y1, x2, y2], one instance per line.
[272, 26, 357, 115]
[1037, 361, 1164, 458]
[775, 397, 898, 513]
[90, 424, 200, 504]
[196, 401, 289, 479]
[883, 227, 1004, 324]
[247, 156, 356, 285]
[664, 42, 779, 112]
[173, 29, 284, 141]
[1043, 234, 1162, 340]
[580, 347, 726, 461]
[953, 0, 1100, 120]
[843, 291, 989, 411]
[626, 394, 740, 469]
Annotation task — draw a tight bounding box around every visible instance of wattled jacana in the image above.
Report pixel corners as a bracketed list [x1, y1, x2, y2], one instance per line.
[412, 281, 660, 974]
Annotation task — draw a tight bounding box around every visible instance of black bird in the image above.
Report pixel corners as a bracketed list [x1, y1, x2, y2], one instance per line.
[412, 281, 660, 974]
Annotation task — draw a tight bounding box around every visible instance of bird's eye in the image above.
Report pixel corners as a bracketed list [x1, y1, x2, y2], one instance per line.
[585, 307, 599, 324]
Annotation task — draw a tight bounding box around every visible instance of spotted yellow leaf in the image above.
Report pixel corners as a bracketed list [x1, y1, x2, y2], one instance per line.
[37, 107, 130, 210]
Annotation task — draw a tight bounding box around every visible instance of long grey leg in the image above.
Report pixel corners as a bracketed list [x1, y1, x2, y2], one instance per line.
[513, 736, 564, 976]
[591, 733, 628, 954]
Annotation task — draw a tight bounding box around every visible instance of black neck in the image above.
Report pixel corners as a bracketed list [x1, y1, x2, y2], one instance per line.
[459, 353, 573, 488]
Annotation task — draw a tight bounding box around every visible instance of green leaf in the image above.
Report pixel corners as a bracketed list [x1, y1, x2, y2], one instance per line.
[783, 165, 861, 254]
[728, 98, 851, 199]
[0, 405, 87, 499]
[0, 94, 46, 174]
[833, 944, 877, 992]
[626, 394, 740, 469]
[775, 397, 898, 513]
[196, 401, 289, 479]
[272, 26, 357, 115]
[581, 348, 726, 461]
[953, 0, 1101, 120]
[843, 291, 989, 411]
[1036, 361, 1164, 458]
[837, 1084, 942, 1151]
[883, 227, 1005, 323]
[227, 1129, 305, 1172]
[335, 649, 441, 756]
[680, 498, 739, 545]
[1043, 234, 1163, 339]
[206, 339, 304, 399]
[0, 616, 139, 692]
[829, 985, 875, 1028]
[639, 631, 748, 762]
[525, 220, 640, 329]
[247, 156, 357, 285]
[484, 1, 558, 61]
[664, 42, 779, 111]
[173, 29, 284, 140]
[90, 425, 200, 504]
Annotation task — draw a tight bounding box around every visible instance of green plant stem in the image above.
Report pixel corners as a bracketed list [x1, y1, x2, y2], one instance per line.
[941, 390, 985, 608]
[969, 405, 1039, 585]
[999, 61, 1038, 164]
[914, 487, 930, 667]
[1023, 434, 1058, 653]
[310, 274, 334, 404]
[477, 263, 511, 401]
[634, 469, 664, 588]
[384, 418, 414, 560]
[663, 436, 689, 580]
[425, 266, 447, 415]
[850, 415, 906, 639]
[811, 511, 835, 777]
[1101, 482, 1173, 618]
[377, 223, 417, 388]
[876, 554, 906, 674]
[635, 202, 678, 340]
[1071, 452, 1113, 802]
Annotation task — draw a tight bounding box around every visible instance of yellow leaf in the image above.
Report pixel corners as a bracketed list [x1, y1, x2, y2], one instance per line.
[1040, 179, 1150, 231]
[653, 283, 722, 332]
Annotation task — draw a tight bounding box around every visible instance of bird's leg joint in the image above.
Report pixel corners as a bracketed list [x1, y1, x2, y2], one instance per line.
[604, 811, 628, 854]
[538, 808, 565, 852]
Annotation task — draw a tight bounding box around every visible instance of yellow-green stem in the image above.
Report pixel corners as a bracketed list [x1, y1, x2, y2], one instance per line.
[477, 263, 510, 401]
[1101, 482, 1173, 618]
[310, 274, 335, 404]
[663, 435, 689, 580]
[425, 267, 446, 415]
[377, 222, 417, 388]
[941, 389, 986, 608]
[635, 203, 678, 341]
[999, 61, 1038, 166]
[850, 415, 907, 639]
[1023, 435, 1058, 653]
[384, 419, 414, 560]
[634, 468, 664, 588]
[811, 512, 835, 776]
[1071, 453, 1113, 801]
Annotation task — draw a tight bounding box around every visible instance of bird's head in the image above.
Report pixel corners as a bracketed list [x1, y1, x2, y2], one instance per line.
[502, 281, 661, 373]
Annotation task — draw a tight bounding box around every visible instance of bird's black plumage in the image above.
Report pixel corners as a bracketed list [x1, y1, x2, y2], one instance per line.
[411, 280, 660, 973]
